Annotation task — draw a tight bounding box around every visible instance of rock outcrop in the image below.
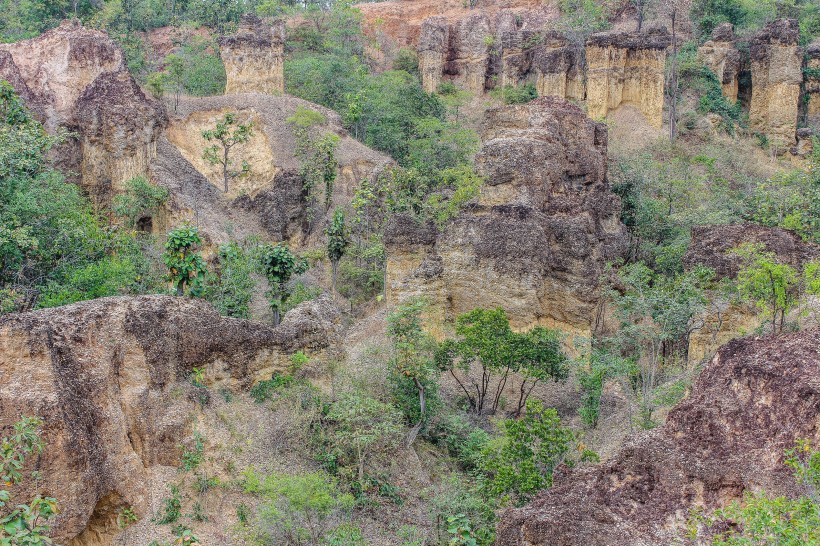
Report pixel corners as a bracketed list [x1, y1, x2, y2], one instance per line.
[683, 224, 820, 280]
[698, 23, 741, 103]
[384, 97, 627, 340]
[496, 328, 820, 545]
[584, 27, 671, 128]
[0, 20, 165, 206]
[448, 13, 492, 93]
[0, 295, 341, 544]
[219, 14, 286, 95]
[806, 39, 820, 130]
[749, 19, 803, 148]
[156, 94, 392, 245]
[418, 16, 449, 93]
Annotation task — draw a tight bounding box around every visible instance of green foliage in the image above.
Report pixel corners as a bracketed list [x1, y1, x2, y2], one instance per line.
[163, 225, 207, 297]
[1, 416, 58, 546]
[326, 207, 349, 296]
[732, 243, 799, 334]
[149, 526, 201, 546]
[202, 240, 257, 319]
[430, 414, 490, 471]
[116, 507, 138, 529]
[392, 48, 419, 74]
[555, 0, 612, 38]
[155, 484, 182, 525]
[429, 475, 497, 546]
[113, 176, 169, 229]
[287, 107, 340, 220]
[241, 469, 357, 546]
[688, 440, 820, 544]
[677, 44, 743, 132]
[180, 431, 205, 472]
[202, 111, 253, 193]
[490, 84, 538, 105]
[479, 399, 574, 506]
[436, 308, 569, 415]
[0, 82, 156, 312]
[258, 243, 308, 325]
[250, 373, 295, 403]
[326, 392, 403, 481]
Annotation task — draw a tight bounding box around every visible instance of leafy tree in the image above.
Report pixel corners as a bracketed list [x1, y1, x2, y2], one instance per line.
[325, 207, 349, 298]
[479, 399, 574, 505]
[732, 243, 799, 335]
[163, 225, 207, 296]
[386, 299, 438, 444]
[435, 308, 569, 415]
[113, 175, 169, 230]
[0, 416, 58, 545]
[242, 469, 356, 546]
[202, 240, 257, 319]
[202, 112, 253, 193]
[258, 243, 308, 326]
[326, 392, 403, 482]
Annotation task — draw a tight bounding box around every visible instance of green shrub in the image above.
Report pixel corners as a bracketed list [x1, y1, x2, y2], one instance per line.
[490, 84, 538, 105]
[250, 373, 295, 403]
[430, 413, 490, 471]
[202, 241, 257, 319]
[393, 48, 419, 74]
[154, 484, 182, 524]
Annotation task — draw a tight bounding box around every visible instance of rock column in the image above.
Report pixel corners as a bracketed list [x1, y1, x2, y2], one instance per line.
[805, 39, 820, 130]
[219, 14, 285, 95]
[698, 23, 741, 103]
[418, 17, 449, 94]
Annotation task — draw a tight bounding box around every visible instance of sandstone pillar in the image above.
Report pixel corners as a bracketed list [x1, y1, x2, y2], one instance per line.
[219, 14, 285, 95]
[749, 18, 802, 148]
[452, 13, 491, 94]
[805, 39, 820, 130]
[418, 16, 449, 94]
[698, 23, 740, 103]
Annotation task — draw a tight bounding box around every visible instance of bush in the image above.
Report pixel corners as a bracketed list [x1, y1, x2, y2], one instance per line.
[250, 373, 296, 403]
[392, 48, 419, 74]
[490, 84, 538, 105]
[430, 413, 490, 471]
[202, 241, 257, 319]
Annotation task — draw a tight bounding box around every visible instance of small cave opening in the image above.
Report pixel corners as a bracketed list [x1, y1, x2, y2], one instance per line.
[136, 216, 153, 233]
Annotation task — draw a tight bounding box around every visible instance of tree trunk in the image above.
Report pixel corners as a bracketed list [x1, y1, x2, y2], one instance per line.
[331, 260, 338, 299]
[222, 148, 230, 193]
[273, 307, 281, 326]
[405, 378, 426, 446]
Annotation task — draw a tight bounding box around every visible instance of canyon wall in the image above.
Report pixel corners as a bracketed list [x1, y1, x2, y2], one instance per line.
[806, 38, 820, 129]
[0, 20, 164, 207]
[384, 97, 627, 339]
[496, 327, 820, 545]
[697, 23, 741, 103]
[219, 14, 286, 95]
[749, 19, 803, 148]
[0, 295, 341, 544]
[418, 16, 449, 93]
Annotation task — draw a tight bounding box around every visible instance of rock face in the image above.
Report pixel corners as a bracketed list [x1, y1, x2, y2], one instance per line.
[584, 28, 671, 128]
[698, 23, 741, 103]
[0, 295, 341, 544]
[0, 20, 165, 206]
[219, 14, 286, 95]
[448, 13, 492, 93]
[418, 16, 449, 93]
[806, 39, 820, 130]
[749, 19, 803, 148]
[156, 94, 392, 246]
[384, 97, 627, 339]
[683, 224, 820, 280]
[496, 328, 820, 545]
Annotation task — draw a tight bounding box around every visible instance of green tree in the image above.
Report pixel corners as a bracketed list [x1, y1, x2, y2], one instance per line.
[202, 112, 253, 193]
[732, 243, 799, 335]
[326, 392, 403, 482]
[386, 299, 438, 445]
[113, 175, 169, 230]
[202, 240, 257, 318]
[325, 208, 349, 298]
[435, 308, 569, 415]
[0, 416, 58, 545]
[258, 243, 308, 326]
[163, 225, 207, 296]
[479, 399, 574, 505]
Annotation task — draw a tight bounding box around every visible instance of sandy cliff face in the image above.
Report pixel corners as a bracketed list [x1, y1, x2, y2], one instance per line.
[584, 28, 671, 128]
[698, 23, 741, 103]
[418, 16, 449, 93]
[384, 97, 627, 340]
[749, 19, 803, 148]
[806, 39, 820, 129]
[219, 14, 285, 95]
[0, 20, 165, 206]
[0, 295, 341, 545]
[496, 328, 820, 545]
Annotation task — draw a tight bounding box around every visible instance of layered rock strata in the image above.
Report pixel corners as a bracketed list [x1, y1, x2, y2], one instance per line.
[496, 328, 820, 545]
[584, 27, 671, 128]
[219, 14, 286, 95]
[0, 20, 165, 206]
[749, 18, 803, 148]
[0, 295, 341, 544]
[698, 23, 741, 103]
[384, 97, 627, 339]
[806, 38, 820, 129]
[418, 16, 449, 93]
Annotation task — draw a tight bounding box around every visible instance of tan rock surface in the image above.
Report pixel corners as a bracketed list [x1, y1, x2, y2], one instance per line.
[219, 15, 285, 95]
[384, 97, 627, 341]
[0, 295, 341, 544]
[749, 19, 802, 148]
[698, 23, 741, 103]
[496, 328, 820, 545]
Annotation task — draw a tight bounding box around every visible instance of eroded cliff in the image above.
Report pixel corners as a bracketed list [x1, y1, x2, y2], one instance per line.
[219, 14, 286, 95]
[0, 295, 341, 544]
[384, 97, 627, 340]
[496, 327, 820, 545]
